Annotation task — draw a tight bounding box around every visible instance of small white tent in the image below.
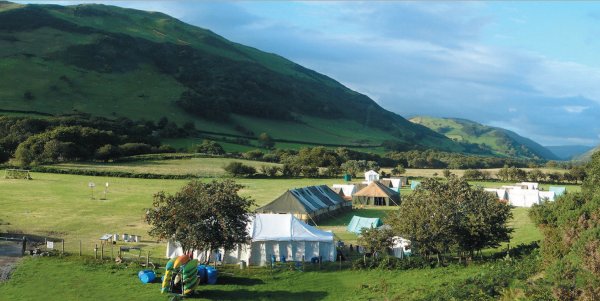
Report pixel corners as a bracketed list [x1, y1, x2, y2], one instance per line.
[518, 182, 539, 190]
[166, 214, 336, 266]
[332, 184, 357, 198]
[391, 236, 411, 258]
[364, 170, 379, 183]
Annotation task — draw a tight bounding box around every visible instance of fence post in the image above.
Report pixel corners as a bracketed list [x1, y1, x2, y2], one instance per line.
[62, 239, 65, 256]
[95, 244, 98, 259]
[339, 254, 342, 270]
[146, 251, 150, 268]
[79, 240, 82, 256]
[101, 244, 104, 260]
[111, 244, 114, 261]
[22, 236, 27, 255]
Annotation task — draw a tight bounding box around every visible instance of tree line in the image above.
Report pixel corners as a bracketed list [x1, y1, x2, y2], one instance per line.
[0, 115, 195, 166]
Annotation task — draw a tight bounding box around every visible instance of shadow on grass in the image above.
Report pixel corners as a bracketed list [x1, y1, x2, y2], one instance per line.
[190, 289, 328, 300]
[216, 274, 265, 286]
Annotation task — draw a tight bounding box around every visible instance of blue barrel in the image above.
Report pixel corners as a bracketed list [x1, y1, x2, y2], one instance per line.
[206, 267, 218, 285]
[270, 254, 276, 263]
[138, 270, 155, 284]
[197, 265, 208, 284]
[311, 257, 319, 263]
[279, 255, 286, 263]
[216, 253, 222, 262]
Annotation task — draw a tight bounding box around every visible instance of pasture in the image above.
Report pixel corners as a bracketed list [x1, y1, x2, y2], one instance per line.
[50, 157, 282, 177]
[0, 169, 551, 300]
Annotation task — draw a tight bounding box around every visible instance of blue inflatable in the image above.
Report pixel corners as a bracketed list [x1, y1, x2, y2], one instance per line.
[138, 270, 156, 284]
[206, 266, 218, 285]
[197, 265, 208, 284]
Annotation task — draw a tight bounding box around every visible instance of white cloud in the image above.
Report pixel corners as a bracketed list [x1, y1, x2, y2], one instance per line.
[563, 106, 589, 113]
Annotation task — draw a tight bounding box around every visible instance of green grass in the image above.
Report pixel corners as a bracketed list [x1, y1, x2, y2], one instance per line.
[0, 255, 492, 301]
[0, 173, 344, 256]
[50, 157, 282, 177]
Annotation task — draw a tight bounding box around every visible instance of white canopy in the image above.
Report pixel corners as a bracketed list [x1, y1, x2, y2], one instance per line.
[251, 214, 334, 242]
[332, 184, 356, 197]
[166, 214, 336, 265]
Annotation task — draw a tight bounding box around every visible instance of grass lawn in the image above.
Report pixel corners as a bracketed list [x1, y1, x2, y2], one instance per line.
[0, 255, 492, 301]
[0, 173, 344, 256]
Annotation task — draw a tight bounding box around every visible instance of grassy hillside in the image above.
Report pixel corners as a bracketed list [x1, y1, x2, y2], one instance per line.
[410, 116, 558, 160]
[573, 145, 598, 161]
[0, 1, 460, 152]
[545, 145, 593, 160]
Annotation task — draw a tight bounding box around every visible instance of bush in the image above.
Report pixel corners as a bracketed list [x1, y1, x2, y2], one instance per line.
[95, 144, 121, 161]
[223, 162, 256, 177]
[196, 140, 225, 155]
[118, 143, 152, 157]
[352, 255, 429, 270]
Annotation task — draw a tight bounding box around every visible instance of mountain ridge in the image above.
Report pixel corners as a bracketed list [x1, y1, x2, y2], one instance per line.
[410, 116, 558, 160]
[0, 1, 464, 152]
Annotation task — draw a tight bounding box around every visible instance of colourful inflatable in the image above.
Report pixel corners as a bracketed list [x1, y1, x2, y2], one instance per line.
[161, 255, 199, 296]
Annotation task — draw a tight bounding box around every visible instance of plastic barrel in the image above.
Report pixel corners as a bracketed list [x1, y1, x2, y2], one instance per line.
[197, 265, 208, 284]
[280, 255, 286, 263]
[206, 267, 218, 285]
[138, 270, 155, 284]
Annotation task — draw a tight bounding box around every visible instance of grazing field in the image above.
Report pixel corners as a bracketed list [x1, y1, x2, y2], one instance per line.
[49, 157, 282, 177]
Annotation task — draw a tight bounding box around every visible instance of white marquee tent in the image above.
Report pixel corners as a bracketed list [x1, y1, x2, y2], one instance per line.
[166, 214, 336, 266]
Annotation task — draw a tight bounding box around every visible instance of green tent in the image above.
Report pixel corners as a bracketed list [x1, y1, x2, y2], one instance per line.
[347, 216, 383, 234]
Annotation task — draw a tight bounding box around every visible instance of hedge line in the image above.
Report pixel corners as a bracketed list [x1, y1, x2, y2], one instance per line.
[28, 166, 217, 179]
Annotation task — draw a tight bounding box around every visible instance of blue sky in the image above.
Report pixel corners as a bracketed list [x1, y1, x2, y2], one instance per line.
[19, 1, 600, 147]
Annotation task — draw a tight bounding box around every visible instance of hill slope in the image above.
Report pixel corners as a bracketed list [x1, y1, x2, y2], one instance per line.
[573, 145, 599, 162]
[410, 116, 558, 160]
[0, 1, 461, 152]
[545, 145, 593, 160]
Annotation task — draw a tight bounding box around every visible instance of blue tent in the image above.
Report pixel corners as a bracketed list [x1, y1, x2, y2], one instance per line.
[410, 180, 421, 190]
[549, 186, 566, 197]
[347, 216, 383, 234]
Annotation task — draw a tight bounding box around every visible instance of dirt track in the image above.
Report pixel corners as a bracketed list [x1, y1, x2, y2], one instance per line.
[0, 240, 22, 282]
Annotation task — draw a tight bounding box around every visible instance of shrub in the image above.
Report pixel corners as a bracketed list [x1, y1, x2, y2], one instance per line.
[223, 162, 256, 177]
[95, 144, 121, 161]
[118, 143, 152, 157]
[196, 140, 225, 155]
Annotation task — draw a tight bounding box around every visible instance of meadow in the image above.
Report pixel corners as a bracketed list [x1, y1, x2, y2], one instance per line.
[0, 169, 552, 300]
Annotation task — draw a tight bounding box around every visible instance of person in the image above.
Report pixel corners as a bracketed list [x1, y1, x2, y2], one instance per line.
[349, 244, 353, 252]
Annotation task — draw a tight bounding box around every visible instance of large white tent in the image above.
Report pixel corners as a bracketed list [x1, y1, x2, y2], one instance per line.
[166, 214, 336, 266]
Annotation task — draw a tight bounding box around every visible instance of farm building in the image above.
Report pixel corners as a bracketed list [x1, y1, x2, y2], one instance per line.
[346, 215, 383, 234]
[256, 185, 350, 223]
[166, 214, 336, 266]
[353, 181, 400, 206]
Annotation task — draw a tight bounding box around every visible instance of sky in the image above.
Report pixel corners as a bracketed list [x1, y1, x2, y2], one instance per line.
[18, 1, 600, 147]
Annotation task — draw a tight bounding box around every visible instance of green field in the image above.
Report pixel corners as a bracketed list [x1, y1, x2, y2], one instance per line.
[50, 157, 282, 177]
[0, 255, 493, 301]
[0, 170, 550, 300]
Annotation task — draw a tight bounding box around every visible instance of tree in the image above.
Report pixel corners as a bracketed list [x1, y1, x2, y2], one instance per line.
[259, 165, 280, 177]
[196, 140, 225, 155]
[391, 164, 406, 176]
[527, 168, 545, 182]
[357, 227, 395, 254]
[462, 169, 482, 180]
[258, 132, 274, 149]
[387, 176, 512, 263]
[497, 165, 510, 181]
[224, 162, 256, 177]
[443, 169, 452, 178]
[145, 180, 255, 255]
[95, 144, 121, 161]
